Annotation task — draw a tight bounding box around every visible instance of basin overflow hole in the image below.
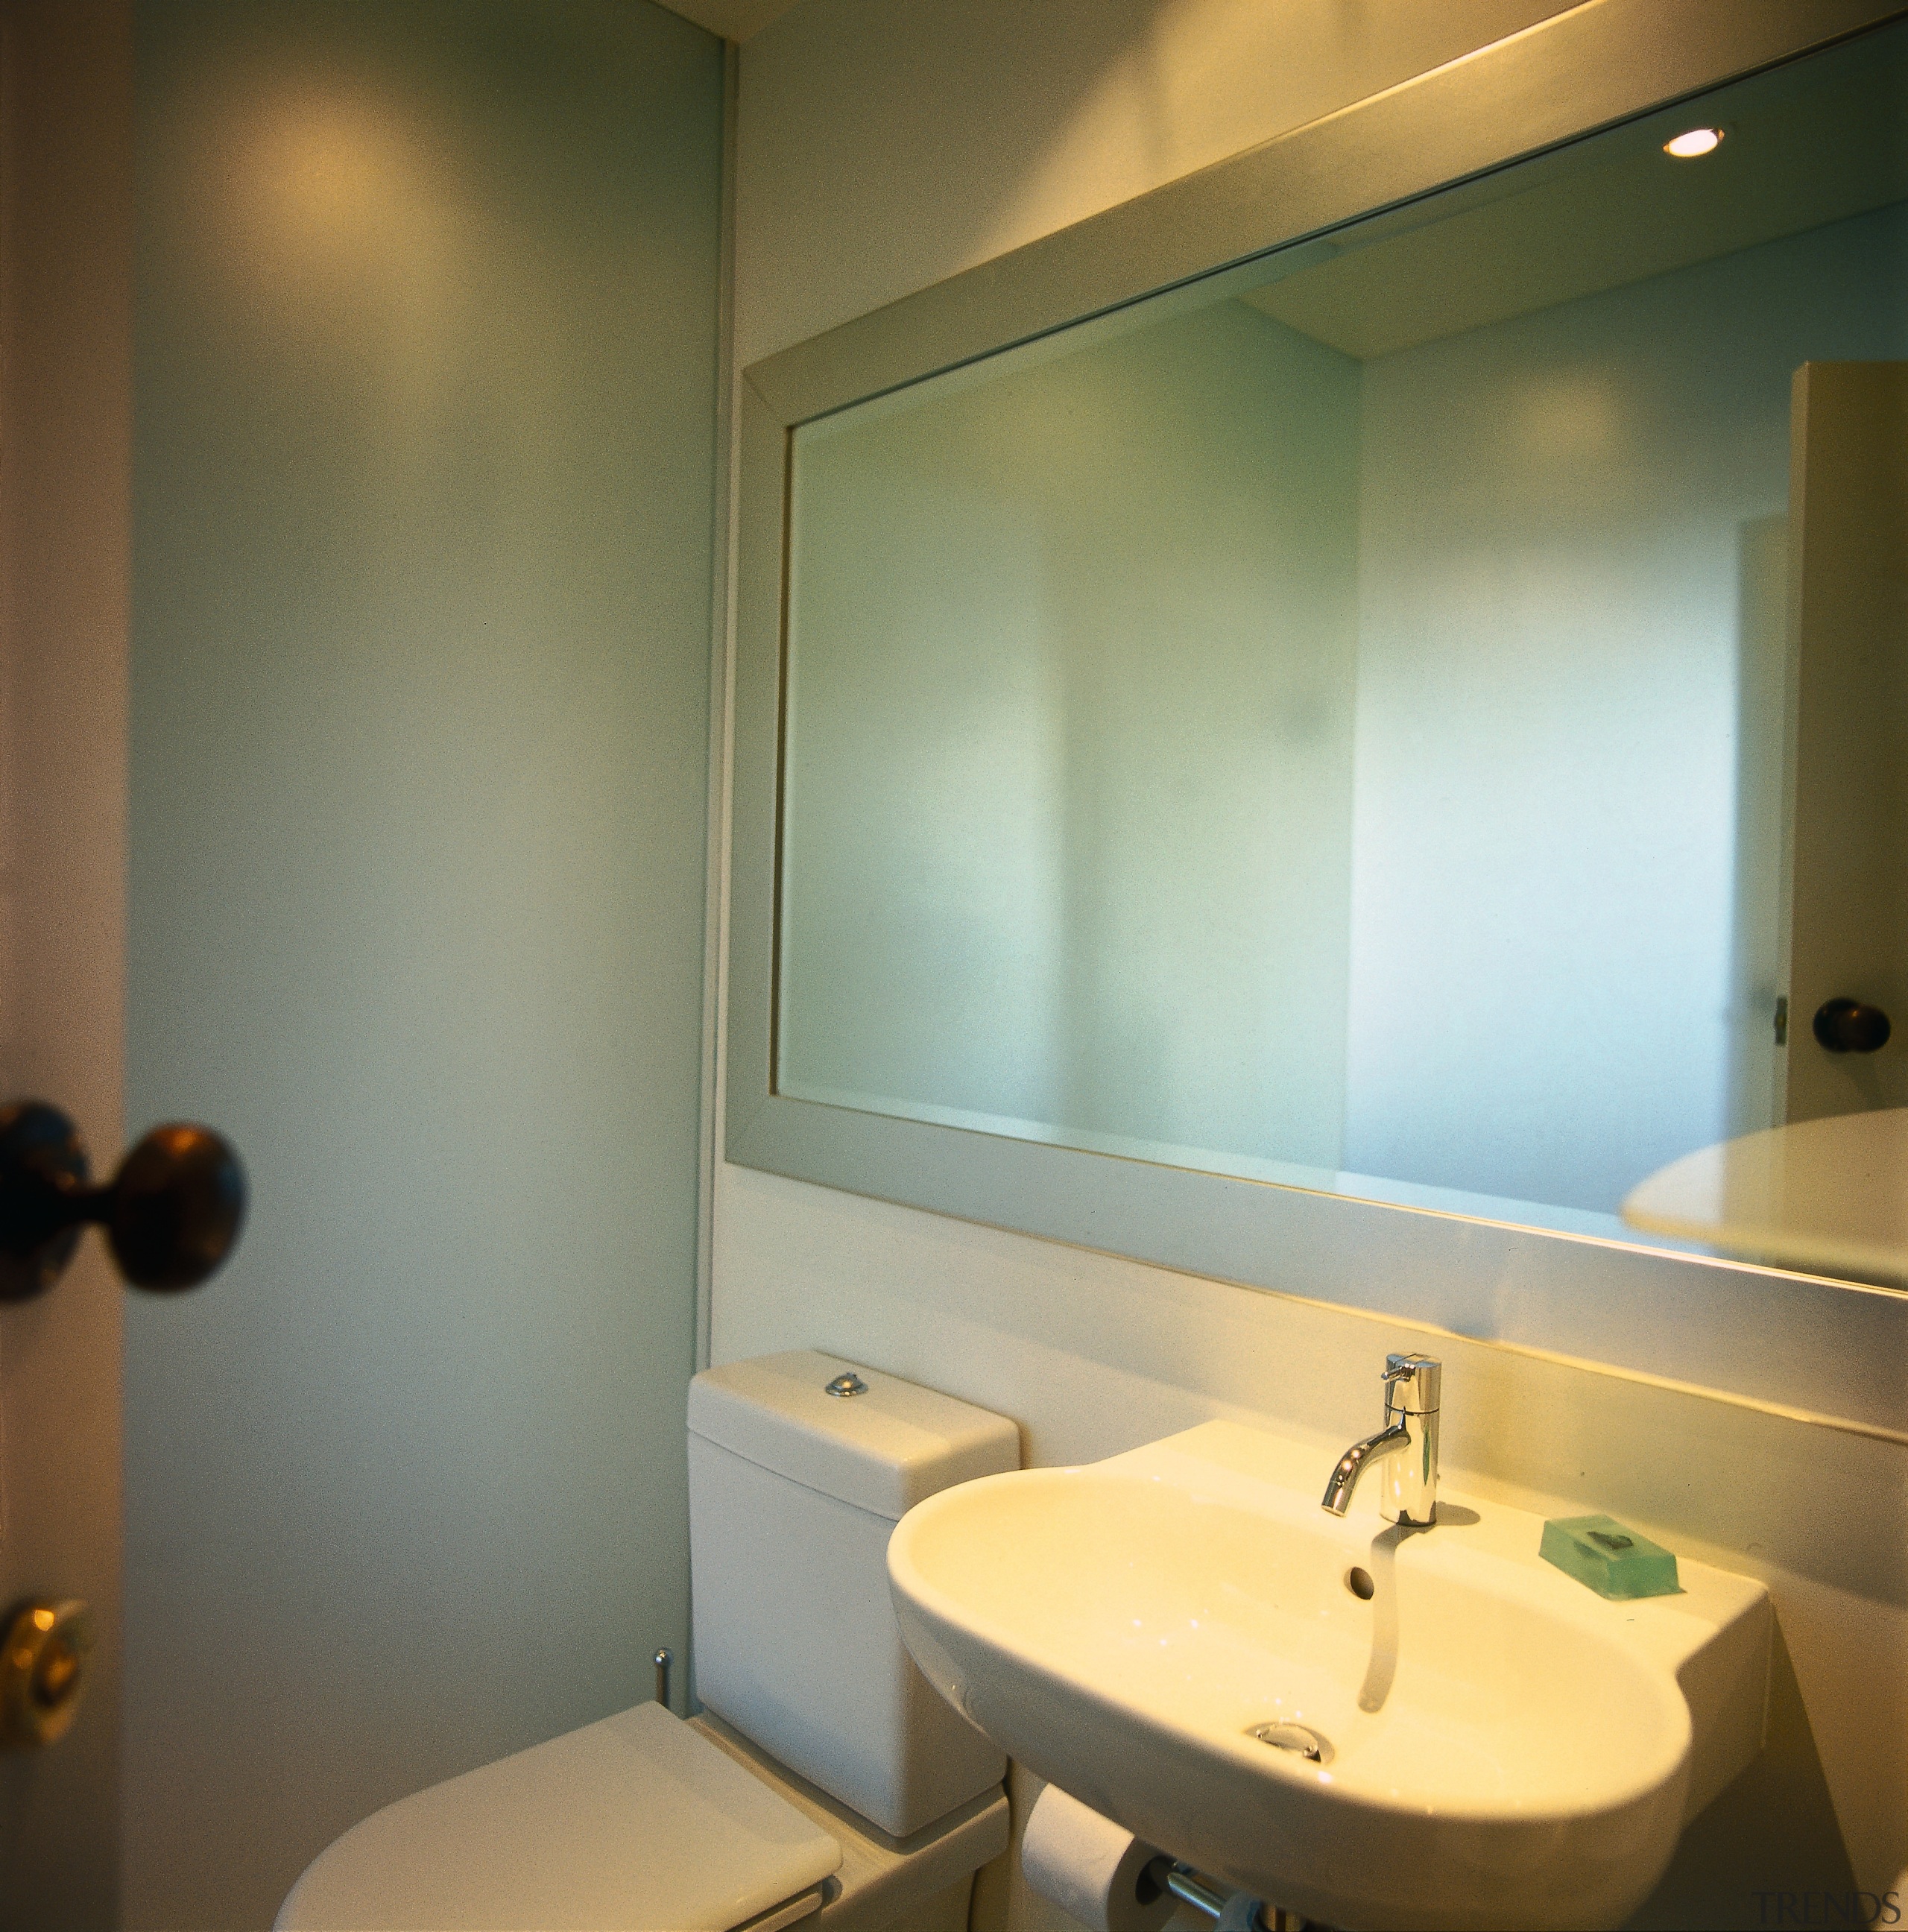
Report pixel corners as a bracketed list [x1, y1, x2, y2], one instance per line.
[1345, 1566, 1375, 1600]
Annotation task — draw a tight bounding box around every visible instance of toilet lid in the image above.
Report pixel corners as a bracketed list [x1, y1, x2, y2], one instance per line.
[276, 1702, 842, 1932]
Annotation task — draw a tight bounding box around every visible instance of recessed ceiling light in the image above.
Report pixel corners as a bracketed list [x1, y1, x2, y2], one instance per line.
[1664, 127, 1724, 159]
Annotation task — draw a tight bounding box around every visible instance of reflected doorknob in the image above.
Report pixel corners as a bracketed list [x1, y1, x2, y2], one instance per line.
[0, 1099, 247, 1302]
[1811, 997, 1892, 1055]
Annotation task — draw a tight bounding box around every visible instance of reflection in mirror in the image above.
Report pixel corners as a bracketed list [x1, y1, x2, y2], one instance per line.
[775, 21, 1908, 1257]
[1623, 1108, 1908, 1286]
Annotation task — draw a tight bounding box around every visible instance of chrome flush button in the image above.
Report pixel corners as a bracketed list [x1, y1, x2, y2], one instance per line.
[824, 1372, 868, 1398]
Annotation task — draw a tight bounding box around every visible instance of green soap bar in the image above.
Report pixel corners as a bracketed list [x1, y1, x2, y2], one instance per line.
[1540, 1514, 1681, 1600]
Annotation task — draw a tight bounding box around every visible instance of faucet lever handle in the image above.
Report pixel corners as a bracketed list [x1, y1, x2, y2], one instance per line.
[1382, 1352, 1441, 1417]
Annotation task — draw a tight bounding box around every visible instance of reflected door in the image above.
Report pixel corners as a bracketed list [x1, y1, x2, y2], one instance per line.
[1785, 361, 1908, 1123]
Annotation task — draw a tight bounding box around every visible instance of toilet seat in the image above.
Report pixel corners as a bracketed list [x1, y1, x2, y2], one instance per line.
[274, 1702, 843, 1932]
[686, 1709, 1009, 1931]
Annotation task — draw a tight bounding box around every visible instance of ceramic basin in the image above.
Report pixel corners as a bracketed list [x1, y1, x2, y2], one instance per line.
[888, 1421, 1768, 1932]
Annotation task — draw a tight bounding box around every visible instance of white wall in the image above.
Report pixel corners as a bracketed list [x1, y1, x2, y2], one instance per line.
[124, 4, 722, 1925]
[719, 4, 1908, 1927]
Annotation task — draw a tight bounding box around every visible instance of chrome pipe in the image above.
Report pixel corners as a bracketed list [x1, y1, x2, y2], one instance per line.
[1160, 1861, 1287, 1929]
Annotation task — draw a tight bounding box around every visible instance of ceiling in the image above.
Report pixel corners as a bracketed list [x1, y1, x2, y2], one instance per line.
[657, 0, 805, 41]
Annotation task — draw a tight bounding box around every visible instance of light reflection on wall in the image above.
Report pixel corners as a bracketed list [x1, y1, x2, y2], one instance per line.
[192, 82, 452, 309]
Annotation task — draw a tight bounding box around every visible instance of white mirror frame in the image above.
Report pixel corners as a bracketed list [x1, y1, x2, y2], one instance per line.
[727, 0, 1908, 1436]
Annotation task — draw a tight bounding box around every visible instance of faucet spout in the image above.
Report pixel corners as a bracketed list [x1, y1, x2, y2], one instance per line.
[1319, 1421, 1409, 1515]
[1320, 1352, 1441, 1527]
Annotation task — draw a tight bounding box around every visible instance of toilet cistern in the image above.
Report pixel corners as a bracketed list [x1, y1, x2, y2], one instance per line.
[1320, 1353, 1441, 1526]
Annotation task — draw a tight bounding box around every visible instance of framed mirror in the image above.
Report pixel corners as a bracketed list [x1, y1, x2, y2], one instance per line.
[728, 0, 1908, 1428]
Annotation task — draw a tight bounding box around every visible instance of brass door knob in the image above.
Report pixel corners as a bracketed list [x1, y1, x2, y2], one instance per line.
[0, 1600, 95, 1749]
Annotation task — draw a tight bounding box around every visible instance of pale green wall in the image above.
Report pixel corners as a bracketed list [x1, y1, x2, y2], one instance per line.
[124, 4, 721, 1925]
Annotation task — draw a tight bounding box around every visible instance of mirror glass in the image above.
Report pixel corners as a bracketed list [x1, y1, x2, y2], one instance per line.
[774, 22, 1908, 1254]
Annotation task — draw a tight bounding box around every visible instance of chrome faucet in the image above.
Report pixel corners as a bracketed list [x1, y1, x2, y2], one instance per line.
[1320, 1353, 1441, 1527]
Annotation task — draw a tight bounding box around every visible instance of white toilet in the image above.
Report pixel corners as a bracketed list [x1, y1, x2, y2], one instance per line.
[277, 1351, 1020, 1932]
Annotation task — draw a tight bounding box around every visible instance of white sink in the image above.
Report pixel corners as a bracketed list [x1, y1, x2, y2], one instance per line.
[887, 1421, 1768, 1932]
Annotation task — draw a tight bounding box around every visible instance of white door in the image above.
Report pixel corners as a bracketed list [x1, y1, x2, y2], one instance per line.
[1784, 360, 1908, 1125]
[0, 2, 132, 1922]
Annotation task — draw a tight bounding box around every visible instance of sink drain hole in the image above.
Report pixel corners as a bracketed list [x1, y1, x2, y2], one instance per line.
[1248, 1720, 1332, 1764]
[1345, 1565, 1375, 1600]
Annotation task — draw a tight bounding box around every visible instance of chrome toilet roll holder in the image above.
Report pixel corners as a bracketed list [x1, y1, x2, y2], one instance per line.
[1152, 1861, 1300, 1932]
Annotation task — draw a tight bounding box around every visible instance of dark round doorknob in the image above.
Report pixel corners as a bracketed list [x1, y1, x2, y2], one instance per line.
[1812, 997, 1892, 1055]
[107, 1124, 247, 1291]
[0, 1100, 247, 1302]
